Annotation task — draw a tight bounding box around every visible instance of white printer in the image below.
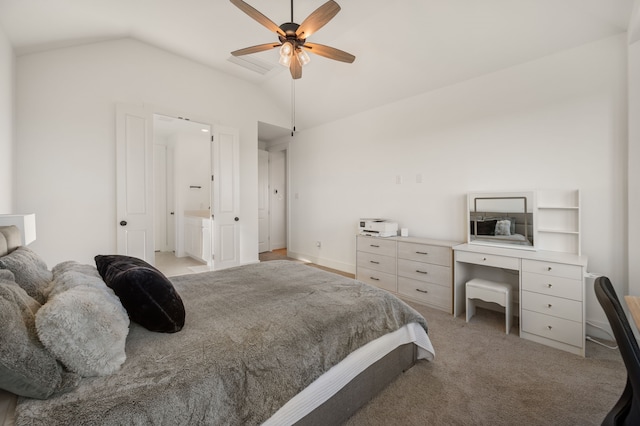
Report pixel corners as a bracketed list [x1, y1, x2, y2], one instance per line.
[358, 219, 398, 237]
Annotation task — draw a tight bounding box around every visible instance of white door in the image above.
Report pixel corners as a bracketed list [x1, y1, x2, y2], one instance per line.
[211, 125, 240, 270]
[270, 150, 287, 250]
[258, 150, 270, 253]
[115, 103, 155, 263]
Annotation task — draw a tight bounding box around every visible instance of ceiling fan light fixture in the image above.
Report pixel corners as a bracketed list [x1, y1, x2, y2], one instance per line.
[230, 0, 355, 79]
[279, 41, 294, 66]
[296, 48, 311, 66]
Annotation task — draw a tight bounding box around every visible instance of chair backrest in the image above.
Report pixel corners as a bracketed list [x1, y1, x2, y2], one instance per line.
[595, 276, 640, 425]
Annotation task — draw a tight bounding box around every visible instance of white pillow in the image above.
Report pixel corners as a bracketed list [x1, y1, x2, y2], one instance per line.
[495, 220, 512, 236]
[35, 263, 129, 377]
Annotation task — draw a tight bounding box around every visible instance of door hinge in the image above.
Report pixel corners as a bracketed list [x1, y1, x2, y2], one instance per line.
[211, 175, 214, 182]
[211, 135, 214, 142]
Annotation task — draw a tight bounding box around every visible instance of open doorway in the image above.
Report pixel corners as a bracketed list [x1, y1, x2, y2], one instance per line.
[153, 114, 212, 276]
[258, 122, 290, 257]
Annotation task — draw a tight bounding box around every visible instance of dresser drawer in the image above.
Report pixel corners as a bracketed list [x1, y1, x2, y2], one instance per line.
[522, 259, 582, 280]
[356, 251, 396, 274]
[398, 242, 451, 266]
[455, 250, 519, 270]
[522, 291, 582, 322]
[397, 259, 450, 286]
[522, 272, 582, 301]
[521, 310, 583, 348]
[357, 267, 396, 292]
[357, 236, 397, 257]
[398, 277, 451, 310]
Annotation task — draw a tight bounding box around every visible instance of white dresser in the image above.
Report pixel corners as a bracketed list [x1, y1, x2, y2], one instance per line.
[356, 235, 459, 313]
[453, 243, 588, 356]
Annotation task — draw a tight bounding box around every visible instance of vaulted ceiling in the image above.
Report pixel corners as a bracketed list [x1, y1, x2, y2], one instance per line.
[0, 0, 635, 134]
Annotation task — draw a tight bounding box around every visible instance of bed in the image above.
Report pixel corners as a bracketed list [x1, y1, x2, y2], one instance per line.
[0, 225, 434, 425]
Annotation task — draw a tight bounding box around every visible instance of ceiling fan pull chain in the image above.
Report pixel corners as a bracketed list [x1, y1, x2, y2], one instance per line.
[291, 79, 296, 136]
[291, 0, 294, 22]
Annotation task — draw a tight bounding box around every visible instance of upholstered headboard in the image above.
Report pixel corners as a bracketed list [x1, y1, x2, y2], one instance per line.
[0, 226, 21, 256]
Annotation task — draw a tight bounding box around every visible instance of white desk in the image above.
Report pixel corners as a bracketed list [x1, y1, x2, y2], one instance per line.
[453, 243, 588, 356]
[625, 295, 640, 332]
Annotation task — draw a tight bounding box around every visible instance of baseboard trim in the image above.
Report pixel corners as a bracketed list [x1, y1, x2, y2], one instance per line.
[286, 251, 354, 275]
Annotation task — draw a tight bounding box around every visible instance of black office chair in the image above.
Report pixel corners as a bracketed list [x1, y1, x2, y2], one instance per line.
[594, 276, 640, 426]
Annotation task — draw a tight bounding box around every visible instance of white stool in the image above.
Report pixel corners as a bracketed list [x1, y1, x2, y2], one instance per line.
[466, 278, 512, 334]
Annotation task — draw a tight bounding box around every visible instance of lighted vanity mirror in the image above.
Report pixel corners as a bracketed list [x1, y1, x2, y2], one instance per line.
[467, 191, 536, 250]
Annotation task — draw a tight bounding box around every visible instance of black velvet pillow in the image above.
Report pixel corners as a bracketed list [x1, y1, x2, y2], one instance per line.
[94, 255, 185, 333]
[471, 219, 498, 236]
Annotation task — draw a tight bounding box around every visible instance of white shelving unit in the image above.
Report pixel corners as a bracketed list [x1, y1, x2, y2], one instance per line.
[536, 189, 581, 255]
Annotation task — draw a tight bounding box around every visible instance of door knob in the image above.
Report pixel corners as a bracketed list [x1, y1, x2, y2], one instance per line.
[120, 221, 127, 226]
[234, 217, 239, 222]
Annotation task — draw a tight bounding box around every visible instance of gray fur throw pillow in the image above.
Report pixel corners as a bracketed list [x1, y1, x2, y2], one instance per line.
[36, 262, 129, 377]
[0, 269, 79, 399]
[0, 246, 52, 304]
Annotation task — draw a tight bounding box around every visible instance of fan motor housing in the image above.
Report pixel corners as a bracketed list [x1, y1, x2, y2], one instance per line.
[279, 22, 304, 45]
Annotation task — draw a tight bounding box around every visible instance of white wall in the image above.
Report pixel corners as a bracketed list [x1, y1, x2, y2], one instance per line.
[628, 2, 640, 296]
[288, 35, 628, 329]
[15, 38, 289, 266]
[0, 25, 14, 212]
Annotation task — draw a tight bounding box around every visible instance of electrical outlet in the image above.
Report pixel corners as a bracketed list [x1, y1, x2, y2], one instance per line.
[316, 241, 321, 248]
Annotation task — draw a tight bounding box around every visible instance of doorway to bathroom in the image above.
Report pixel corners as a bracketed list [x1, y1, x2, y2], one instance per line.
[153, 114, 212, 275]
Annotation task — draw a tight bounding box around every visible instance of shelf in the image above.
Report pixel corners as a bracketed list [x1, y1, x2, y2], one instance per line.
[536, 189, 581, 255]
[538, 206, 579, 210]
[538, 229, 579, 235]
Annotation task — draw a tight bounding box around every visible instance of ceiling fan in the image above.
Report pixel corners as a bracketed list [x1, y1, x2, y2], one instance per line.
[230, 0, 356, 79]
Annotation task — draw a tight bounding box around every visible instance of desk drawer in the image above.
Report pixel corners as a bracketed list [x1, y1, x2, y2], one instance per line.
[522, 291, 582, 322]
[357, 267, 396, 292]
[398, 277, 451, 310]
[455, 250, 519, 270]
[357, 236, 397, 257]
[357, 251, 396, 274]
[522, 272, 582, 301]
[398, 242, 450, 266]
[522, 259, 582, 280]
[397, 259, 450, 286]
[522, 310, 583, 348]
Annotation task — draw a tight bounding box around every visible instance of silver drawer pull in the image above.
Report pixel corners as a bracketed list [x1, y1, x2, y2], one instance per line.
[370, 244, 380, 248]
[370, 260, 380, 264]
[547, 325, 553, 330]
[547, 283, 553, 288]
[416, 288, 428, 294]
[547, 304, 553, 308]
[370, 277, 380, 281]
[482, 257, 487, 261]
[547, 267, 553, 271]
[416, 270, 428, 274]
[415, 251, 428, 255]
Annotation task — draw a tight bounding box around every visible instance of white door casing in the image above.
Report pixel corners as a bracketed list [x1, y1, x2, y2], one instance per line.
[211, 125, 240, 270]
[115, 103, 155, 263]
[258, 149, 270, 253]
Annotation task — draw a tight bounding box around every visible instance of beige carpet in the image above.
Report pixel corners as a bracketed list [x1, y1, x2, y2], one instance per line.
[345, 302, 626, 426]
[259, 253, 626, 425]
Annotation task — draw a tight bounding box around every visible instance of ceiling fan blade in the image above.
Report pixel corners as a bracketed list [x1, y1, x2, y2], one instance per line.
[230, 0, 285, 37]
[231, 43, 280, 56]
[296, 0, 341, 40]
[304, 42, 355, 63]
[290, 57, 302, 79]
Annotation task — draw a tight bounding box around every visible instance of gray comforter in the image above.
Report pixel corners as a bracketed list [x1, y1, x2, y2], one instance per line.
[14, 260, 428, 425]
